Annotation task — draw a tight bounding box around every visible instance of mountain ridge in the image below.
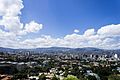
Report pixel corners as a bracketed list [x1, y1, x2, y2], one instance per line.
[0, 47, 120, 55]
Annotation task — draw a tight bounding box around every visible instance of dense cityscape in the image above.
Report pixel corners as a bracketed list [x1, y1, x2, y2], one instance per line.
[0, 47, 120, 80]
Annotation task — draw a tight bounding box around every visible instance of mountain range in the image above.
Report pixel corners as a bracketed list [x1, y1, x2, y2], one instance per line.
[0, 47, 120, 55]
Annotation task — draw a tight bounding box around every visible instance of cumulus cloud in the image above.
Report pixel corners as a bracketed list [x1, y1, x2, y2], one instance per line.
[74, 29, 79, 33]
[97, 24, 120, 36]
[0, 0, 43, 35]
[0, 0, 24, 33]
[0, 16, 23, 32]
[84, 29, 96, 36]
[18, 24, 120, 49]
[0, 0, 120, 49]
[0, 0, 23, 16]
[24, 21, 43, 33]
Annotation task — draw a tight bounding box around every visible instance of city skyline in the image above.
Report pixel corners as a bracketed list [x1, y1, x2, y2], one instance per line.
[0, 0, 120, 49]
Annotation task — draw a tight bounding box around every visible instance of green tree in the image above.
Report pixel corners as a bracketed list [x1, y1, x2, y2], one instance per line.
[63, 75, 79, 80]
[87, 75, 97, 80]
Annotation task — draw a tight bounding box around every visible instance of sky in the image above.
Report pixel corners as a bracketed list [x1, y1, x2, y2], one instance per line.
[0, 0, 120, 49]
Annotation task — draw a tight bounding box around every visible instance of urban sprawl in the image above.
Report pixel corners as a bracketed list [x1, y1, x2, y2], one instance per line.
[0, 48, 120, 80]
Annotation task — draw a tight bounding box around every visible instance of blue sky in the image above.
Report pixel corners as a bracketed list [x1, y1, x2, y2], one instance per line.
[0, 0, 120, 49]
[21, 0, 120, 37]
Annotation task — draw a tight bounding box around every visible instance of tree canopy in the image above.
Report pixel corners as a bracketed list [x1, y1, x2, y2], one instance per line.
[63, 75, 79, 80]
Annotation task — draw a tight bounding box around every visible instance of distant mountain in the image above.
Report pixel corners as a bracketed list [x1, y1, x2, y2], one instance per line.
[69, 47, 103, 54]
[0, 47, 120, 55]
[0, 47, 15, 52]
[34, 47, 71, 53]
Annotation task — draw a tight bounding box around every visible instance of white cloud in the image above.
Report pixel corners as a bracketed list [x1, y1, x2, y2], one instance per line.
[0, 0, 43, 35]
[74, 29, 79, 33]
[0, 0, 120, 49]
[0, 16, 23, 32]
[97, 24, 120, 36]
[0, 0, 24, 16]
[0, 0, 24, 33]
[84, 29, 96, 36]
[24, 21, 43, 33]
